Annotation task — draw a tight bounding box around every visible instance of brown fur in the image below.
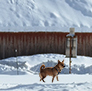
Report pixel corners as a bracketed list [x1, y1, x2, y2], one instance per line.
[39, 60, 65, 83]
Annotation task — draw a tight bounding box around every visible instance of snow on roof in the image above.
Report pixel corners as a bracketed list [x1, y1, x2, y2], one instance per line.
[0, 0, 92, 32]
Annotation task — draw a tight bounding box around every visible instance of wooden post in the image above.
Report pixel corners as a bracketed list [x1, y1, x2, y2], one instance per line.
[15, 49, 19, 75]
[69, 37, 72, 74]
[66, 28, 77, 74]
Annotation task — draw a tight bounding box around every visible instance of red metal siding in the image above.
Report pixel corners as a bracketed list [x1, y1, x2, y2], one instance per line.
[76, 33, 92, 56]
[0, 32, 92, 59]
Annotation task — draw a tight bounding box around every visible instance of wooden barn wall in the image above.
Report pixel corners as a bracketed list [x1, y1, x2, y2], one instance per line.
[0, 32, 92, 59]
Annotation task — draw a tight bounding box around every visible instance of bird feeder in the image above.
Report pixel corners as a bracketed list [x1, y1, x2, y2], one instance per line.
[66, 28, 77, 73]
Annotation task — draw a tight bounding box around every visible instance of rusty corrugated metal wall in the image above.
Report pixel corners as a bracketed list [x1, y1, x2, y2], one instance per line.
[76, 33, 92, 57]
[0, 32, 92, 59]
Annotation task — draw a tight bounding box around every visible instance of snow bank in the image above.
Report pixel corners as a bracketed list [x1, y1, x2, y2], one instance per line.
[0, 54, 92, 75]
[31, 61, 92, 74]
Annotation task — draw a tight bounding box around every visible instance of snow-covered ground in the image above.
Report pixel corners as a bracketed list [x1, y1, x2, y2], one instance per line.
[0, 54, 92, 91]
[0, 0, 92, 32]
[1, 75, 92, 91]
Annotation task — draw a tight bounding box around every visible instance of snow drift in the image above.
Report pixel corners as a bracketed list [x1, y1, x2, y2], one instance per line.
[0, 54, 92, 75]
